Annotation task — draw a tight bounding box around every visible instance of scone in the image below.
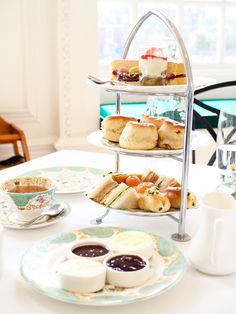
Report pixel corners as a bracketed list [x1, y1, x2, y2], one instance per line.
[164, 187, 197, 209]
[157, 120, 185, 150]
[138, 187, 170, 213]
[140, 114, 166, 130]
[119, 122, 158, 150]
[102, 115, 137, 142]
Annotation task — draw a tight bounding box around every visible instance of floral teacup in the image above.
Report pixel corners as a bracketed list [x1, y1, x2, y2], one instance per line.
[0, 177, 56, 221]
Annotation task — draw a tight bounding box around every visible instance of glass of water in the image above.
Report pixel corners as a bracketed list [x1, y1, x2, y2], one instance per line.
[217, 106, 236, 188]
[146, 95, 185, 123]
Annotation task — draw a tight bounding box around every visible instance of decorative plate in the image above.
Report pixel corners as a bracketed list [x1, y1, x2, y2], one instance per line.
[88, 198, 188, 217]
[20, 226, 186, 306]
[101, 82, 187, 94]
[0, 200, 71, 230]
[89, 76, 215, 95]
[88, 130, 213, 156]
[20, 166, 105, 194]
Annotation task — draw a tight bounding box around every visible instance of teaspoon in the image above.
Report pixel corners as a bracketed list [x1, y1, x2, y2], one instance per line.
[20, 203, 65, 228]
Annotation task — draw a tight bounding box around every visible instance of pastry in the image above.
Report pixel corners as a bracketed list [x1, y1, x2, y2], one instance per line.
[157, 120, 185, 150]
[164, 187, 197, 209]
[138, 186, 171, 212]
[110, 60, 141, 83]
[119, 122, 158, 150]
[102, 115, 137, 142]
[140, 114, 166, 130]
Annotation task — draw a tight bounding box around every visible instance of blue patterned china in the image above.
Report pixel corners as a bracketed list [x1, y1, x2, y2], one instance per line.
[0, 177, 56, 221]
[20, 226, 186, 306]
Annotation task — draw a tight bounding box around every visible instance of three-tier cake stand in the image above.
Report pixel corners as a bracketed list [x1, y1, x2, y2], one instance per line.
[89, 10, 195, 242]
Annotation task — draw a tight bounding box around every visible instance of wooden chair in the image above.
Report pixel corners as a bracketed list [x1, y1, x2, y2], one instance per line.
[0, 117, 30, 168]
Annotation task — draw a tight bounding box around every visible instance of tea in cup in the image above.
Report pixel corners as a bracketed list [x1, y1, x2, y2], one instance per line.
[0, 177, 56, 221]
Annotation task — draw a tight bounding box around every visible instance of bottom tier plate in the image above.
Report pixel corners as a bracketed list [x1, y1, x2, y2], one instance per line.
[20, 226, 186, 306]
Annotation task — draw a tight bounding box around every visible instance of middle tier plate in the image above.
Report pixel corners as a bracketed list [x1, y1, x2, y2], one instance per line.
[88, 130, 212, 156]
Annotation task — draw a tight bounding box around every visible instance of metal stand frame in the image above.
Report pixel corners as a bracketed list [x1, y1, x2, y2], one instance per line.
[92, 10, 194, 242]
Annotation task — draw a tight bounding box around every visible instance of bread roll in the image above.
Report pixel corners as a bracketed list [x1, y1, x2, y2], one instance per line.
[102, 115, 137, 142]
[157, 120, 185, 150]
[138, 188, 170, 212]
[140, 114, 166, 130]
[164, 187, 197, 209]
[119, 122, 158, 150]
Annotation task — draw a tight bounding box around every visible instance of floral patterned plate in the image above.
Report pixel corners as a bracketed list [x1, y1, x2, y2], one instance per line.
[20, 166, 105, 194]
[0, 200, 71, 230]
[20, 226, 186, 306]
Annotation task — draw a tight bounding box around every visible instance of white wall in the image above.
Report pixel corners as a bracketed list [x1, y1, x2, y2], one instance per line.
[0, 0, 100, 160]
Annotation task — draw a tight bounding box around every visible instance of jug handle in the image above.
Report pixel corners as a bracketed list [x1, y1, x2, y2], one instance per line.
[210, 218, 223, 266]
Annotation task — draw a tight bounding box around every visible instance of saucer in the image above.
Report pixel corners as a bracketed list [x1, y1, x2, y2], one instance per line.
[0, 200, 71, 230]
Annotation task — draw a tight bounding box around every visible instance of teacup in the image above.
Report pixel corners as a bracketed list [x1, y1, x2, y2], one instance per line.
[0, 177, 56, 221]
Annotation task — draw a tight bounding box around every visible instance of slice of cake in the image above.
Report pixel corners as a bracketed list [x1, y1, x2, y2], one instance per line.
[110, 59, 141, 83]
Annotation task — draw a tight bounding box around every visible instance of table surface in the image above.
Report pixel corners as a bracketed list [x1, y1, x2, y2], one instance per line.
[0, 150, 235, 314]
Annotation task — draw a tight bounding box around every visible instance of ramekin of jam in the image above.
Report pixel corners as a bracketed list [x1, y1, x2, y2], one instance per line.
[103, 253, 150, 288]
[69, 240, 111, 262]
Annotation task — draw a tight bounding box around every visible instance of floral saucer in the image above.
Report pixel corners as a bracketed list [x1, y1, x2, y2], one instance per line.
[0, 200, 71, 230]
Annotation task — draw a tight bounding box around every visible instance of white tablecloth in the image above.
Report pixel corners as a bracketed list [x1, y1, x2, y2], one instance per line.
[0, 150, 235, 314]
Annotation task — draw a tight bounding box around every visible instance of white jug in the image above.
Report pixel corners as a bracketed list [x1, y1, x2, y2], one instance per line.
[189, 192, 236, 275]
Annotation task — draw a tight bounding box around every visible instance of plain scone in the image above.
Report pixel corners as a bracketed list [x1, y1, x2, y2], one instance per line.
[140, 114, 166, 130]
[119, 121, 158, 150]
[158, 120, 184, 150]
[102, 115, 137, 142]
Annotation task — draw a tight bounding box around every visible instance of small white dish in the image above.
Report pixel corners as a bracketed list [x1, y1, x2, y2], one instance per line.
[110, 230, 154, 259]
[103, 253, 150, 288]
[57, 258, 106, 293]
[69, 239, 111, 262]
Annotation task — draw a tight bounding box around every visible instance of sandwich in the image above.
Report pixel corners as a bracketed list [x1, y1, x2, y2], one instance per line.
[87, 174, 118, 203]
[141, 169, 160, 183]
[104, 183, 139, 209]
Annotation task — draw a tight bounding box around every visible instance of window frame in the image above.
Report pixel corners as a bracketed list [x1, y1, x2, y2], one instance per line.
[98, 0, 236, 80]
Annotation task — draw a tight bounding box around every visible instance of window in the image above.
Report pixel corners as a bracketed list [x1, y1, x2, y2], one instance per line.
[98, 0, 236, 77]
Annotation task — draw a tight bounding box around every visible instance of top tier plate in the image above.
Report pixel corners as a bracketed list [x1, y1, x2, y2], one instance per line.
[102, 82, 187, 95]
[89, 76, 215, 95]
